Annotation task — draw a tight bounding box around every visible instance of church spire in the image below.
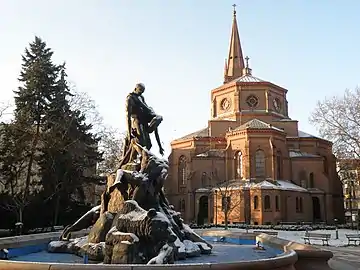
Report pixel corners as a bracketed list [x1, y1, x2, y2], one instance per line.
[224, 4, 245, 84]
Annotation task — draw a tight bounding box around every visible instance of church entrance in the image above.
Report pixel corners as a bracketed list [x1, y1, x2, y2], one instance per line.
[197, 196, 209, 225]
[312, 197, 321, 221]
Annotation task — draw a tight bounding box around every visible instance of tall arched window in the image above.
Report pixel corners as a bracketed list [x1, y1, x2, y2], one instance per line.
[299, 198, 303, 213]
[254, 196, 259, 210]
[299, 170, 307, 188]
[276, 151, 282, 179]
[235, 151, 243, 179]
[309, 172, 314, 188]
[255, 150, 266, 177]
[264, 195, 271, 210]
[201, 172, 207, 187]
[178, 156, 187, 186]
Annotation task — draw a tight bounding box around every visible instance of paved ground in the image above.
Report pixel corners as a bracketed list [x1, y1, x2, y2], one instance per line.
[317, 245, 360, 270]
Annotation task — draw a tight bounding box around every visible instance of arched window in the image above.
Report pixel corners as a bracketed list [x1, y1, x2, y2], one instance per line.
[235, 151, 243, 179]
[299, 198, 303, 213]
[299, 170, 307, 188]
[309, 172, 314, 188]
[275, 195, 280, 211]
[276, 151, 282, 179]
[264, 195, 271, 210]
[323, 156, 329, 174]
[178, 156, 187, 186]
[255, 150, 266, 177]
[254, 196, 259, 210]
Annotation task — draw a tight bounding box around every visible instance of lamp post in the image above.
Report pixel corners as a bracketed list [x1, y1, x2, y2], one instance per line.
[334, 218, 339, 239]
[215, 190, 218, 226]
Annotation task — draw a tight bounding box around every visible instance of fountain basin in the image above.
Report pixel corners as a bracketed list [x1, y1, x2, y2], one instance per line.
[0, 230, 300, 270]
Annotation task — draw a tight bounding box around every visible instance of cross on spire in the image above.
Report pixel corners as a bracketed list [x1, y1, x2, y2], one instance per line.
[245, 56, 249, 68]
[232, 4, 237, 15]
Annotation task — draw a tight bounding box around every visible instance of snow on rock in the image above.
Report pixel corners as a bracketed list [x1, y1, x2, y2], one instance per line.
[111, 231, 140, 243]
[48, 240, 69, 253]
[196, 242, 212, 255]
[174, 237, 186, 259]
[147, 244, 174, 264]
[183, 240, 201, 257]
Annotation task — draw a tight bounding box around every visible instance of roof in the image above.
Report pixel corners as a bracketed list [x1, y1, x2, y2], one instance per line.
[297, 130, 318, 138]
[214, 179, 308, 192]
[232, 74, 265, 83]
[175, 127, 208, 141]
[234, 119, 284, 132]
[196, 149, 225, 158]
[289, 150, 321, 158]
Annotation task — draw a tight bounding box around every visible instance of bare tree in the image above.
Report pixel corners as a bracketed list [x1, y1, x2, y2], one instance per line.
[0, 101, 13, 122]
[68, 87, 104, 134]
[97, 126, 125, 175]
[212, 172, 243, 229]
[309, 87, 360, 160]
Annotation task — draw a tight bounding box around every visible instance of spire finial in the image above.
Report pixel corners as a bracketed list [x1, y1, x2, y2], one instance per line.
[245, 56, 250, 68]
[232, 4, 237, 16]
[243, 56, 252, 75]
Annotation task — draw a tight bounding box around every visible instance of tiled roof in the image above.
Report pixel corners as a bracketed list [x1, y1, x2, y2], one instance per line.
[289, 150, 321, 158]
[175, 127, 208, 140]
[234, 119, 284, 132]
[214, 179, 308, 192]
[232, 74, 265, 83]
[196, 149, 225, 158]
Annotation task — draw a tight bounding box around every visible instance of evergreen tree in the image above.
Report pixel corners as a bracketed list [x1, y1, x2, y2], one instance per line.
[40, 64, 102, 225]
[0, 36, 60, 223]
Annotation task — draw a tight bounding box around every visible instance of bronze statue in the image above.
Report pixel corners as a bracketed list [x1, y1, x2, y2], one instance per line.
[123, 83, 164, 164]
[54, 82, 213, 265]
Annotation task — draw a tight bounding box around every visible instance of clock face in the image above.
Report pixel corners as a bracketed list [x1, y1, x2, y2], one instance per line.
[273, 98, 281, 112]
[221, 98, 231, 111]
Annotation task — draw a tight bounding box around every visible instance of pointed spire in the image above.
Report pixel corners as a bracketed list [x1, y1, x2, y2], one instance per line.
[224, 4, 245, 84]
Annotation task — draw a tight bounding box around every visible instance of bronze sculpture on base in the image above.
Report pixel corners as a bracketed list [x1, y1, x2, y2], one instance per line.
[50, 83, 212, 265]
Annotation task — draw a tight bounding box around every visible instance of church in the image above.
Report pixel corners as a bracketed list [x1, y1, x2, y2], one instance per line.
[164, 7, 344, 225]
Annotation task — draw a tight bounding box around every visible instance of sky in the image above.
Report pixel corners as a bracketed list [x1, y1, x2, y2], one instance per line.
[0, 0, 359, 156]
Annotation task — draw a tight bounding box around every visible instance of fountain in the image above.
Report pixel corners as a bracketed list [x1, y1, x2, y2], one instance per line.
[0, 83, 334, 270]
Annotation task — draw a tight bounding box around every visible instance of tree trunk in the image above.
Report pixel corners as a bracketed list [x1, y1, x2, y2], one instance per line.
[224, 211, 228, 230]
[23, 121, 41, 203]
[53, 193, 61, 226]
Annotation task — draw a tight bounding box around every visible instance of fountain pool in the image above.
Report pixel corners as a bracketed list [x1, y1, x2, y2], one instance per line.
[6, 237, 282, 264]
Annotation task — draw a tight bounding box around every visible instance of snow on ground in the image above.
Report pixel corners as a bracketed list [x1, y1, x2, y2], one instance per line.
[225, 228, 360, 247]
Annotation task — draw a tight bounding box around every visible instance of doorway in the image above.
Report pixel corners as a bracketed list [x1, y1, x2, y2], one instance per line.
[312, 197, 321, 221]
[197, 196, 209, 225]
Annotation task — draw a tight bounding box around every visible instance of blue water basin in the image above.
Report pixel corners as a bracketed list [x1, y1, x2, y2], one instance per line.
[6, 237, 283, 264]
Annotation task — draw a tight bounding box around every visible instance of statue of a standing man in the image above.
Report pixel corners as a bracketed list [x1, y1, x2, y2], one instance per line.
[124, 83, 164, 159]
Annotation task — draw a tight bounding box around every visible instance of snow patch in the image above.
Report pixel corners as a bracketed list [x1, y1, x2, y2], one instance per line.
[111, 231, 139, 242]
[196, 242, 211, 251]
[183, 240, 200, 254]
[174, 237, 186, 253]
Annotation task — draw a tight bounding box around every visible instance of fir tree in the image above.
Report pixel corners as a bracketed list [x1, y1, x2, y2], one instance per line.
[40, 64, 102, 225]
[0, 36, 60, 223]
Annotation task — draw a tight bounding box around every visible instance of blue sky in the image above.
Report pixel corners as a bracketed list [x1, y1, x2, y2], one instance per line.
[1, 0, 359, 155]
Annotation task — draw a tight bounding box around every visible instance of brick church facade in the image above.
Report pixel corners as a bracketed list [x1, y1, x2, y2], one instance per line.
[164, 8, 344, 225]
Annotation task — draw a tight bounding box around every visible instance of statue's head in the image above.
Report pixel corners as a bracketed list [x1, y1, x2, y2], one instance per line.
[134, 83, 145, 95]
